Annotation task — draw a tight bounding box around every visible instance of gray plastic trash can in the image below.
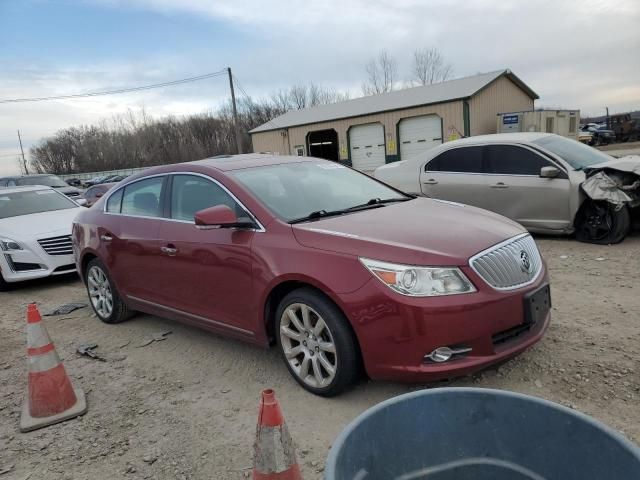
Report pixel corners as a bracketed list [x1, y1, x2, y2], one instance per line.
[325, 388, 640, 480]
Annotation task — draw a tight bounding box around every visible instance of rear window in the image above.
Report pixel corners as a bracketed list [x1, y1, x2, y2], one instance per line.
[0, 189, 77, 219]
[427, 147, 483, 173]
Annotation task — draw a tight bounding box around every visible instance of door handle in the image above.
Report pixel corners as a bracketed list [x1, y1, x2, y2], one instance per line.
[100, 234, 113, 242]
[161, 245, 178, 256]
[423, 179, 438, 185]
[490, 182, 509, 189]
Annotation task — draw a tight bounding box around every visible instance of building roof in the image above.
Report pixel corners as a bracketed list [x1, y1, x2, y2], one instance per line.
[250, 69, 538, 134]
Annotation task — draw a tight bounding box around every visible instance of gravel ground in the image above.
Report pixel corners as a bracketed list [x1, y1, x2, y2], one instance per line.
[1, 236, 639, 479]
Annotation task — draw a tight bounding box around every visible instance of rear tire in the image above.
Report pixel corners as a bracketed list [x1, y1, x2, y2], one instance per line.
[575, 200, 630, 245]
[85, 258, 134, 323]
[275, 288, 360, 397]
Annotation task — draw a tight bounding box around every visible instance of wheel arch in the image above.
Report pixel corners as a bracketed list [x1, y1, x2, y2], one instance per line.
[262, 276, 363, 361]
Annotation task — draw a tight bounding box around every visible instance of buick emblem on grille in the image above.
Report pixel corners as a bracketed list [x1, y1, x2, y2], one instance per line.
[520, 250, 531, 273]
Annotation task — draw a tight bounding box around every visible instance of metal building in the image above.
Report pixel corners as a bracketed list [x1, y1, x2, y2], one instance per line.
[250, 69, 538, 173]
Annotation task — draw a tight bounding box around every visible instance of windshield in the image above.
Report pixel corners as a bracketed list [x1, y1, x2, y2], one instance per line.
[16, 175, 69, 188]
[0, 189, 77, 219]
[532, 136, 613, 170]
[232, 162, 408, 222]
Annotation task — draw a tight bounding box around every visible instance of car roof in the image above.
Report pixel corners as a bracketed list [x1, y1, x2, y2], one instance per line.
[136, 153, 317, 177]
[448, 132, 554, 146]
[0, 185, 52, 194]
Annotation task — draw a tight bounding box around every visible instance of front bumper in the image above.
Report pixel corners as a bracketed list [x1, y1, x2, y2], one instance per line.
[0, 236, 77, 284]
[339, 264, 550, 382]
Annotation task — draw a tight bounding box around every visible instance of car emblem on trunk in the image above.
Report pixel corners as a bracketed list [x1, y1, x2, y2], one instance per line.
[520, 251, 531, 273]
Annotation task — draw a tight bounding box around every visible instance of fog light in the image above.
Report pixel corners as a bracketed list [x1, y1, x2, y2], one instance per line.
[425, 346, 472, 363]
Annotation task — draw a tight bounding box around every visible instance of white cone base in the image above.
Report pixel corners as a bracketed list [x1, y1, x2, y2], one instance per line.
[20, 387, 87, 433]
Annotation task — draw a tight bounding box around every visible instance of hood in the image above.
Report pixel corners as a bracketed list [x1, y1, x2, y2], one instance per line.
[292, 198, 526, 265]
[0, 207, 81, 239]
[585, 157, 640, 175]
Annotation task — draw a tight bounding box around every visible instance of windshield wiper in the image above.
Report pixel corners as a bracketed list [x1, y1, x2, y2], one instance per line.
[289, 197, 411, 224]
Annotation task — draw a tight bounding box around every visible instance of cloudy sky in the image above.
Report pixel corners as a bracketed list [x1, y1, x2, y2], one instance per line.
[0, 0, 639, 175]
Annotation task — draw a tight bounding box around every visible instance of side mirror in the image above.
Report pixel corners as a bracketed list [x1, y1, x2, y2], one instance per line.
[95, 192, 104, 198]
[540, 166, 560, 178]
[194, 205, 255, 229]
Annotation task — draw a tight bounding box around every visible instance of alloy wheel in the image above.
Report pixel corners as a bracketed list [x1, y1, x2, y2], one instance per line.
[279, 303, 338, 389]
[87, 265, 114, 318]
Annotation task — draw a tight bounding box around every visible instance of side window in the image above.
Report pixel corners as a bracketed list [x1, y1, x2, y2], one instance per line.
[121, 177, 164, 217]
[485, 145, 553, 176]
[170, 175, 243, 222]
[7, 180, 16, 187]
[426, 147, 483, 173]
[106, 188, 123, 213]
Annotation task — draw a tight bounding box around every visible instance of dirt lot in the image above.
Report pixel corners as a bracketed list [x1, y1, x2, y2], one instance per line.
[1, 236, 639, 480]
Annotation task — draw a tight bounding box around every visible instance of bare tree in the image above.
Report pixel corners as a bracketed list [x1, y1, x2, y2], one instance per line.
[412, 48, 452, 86]
[362, 49, 397, 95]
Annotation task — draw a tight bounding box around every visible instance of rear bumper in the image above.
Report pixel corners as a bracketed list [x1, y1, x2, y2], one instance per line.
[339, 266, 550, 382]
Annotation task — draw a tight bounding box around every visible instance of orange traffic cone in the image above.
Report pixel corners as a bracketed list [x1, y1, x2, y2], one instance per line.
[20, 303, 87, 432]
[253, 389, 302, 480]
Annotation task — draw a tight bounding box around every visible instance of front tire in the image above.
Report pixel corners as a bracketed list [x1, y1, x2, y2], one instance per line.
[575, 200, 630, 244]
[85, 258, 134, 323]
[0, 270, 10, 292]
[275, 288, 360, 397]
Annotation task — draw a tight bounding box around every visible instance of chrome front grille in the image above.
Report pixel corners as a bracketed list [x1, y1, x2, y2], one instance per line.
[469, 234, 542, 290]
[38, 235, 73, 256]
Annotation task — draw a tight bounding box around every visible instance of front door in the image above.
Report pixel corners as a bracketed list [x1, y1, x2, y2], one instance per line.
[482, 144, 572, 231]
[155, 174, 256, 334]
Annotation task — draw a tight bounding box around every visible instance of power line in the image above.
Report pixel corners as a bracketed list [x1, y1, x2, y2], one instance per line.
[0, 70, 228, 104]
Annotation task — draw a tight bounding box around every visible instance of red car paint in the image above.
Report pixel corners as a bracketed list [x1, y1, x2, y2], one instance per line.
[73, 154, 549, 382]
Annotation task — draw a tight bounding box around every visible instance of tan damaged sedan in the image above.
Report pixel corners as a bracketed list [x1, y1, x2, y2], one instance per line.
[374, 133, 632, 244]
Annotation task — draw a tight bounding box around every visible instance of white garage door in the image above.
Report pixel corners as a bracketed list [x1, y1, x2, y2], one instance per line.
[399, 115, 442, 161]
[349, 123, 386, 172]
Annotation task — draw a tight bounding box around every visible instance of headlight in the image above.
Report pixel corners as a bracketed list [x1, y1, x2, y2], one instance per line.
[0, 237, 22, 252]
[360, 258, 476, 297]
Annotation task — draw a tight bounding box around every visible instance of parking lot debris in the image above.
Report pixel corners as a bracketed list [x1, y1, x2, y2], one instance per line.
[44, 303, 88, 316]
[20, 303, 88, 433]
[137, 330, 172, 348]
[76, 343, 106, 362]
[0, 464, 14, 475]
[252, 389, 302, 480]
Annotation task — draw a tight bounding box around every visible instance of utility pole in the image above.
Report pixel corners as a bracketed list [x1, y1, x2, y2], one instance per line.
[17, 129, 28, 174]
[227, 67, 243, 154]
[605, 106, 610, 129]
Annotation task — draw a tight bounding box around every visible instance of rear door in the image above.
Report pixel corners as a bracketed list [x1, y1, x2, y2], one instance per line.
[101, 176, 167, 302]
[483, 144, 572, 231]
[419, 146, 491, 208]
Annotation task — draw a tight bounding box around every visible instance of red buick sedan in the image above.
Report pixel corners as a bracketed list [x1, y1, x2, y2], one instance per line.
[73, 154, 550, 396]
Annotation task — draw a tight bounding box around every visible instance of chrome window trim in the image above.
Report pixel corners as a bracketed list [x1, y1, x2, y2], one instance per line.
[468, 232, 543, 291]
[102, 171, 265, 232]
[424, 142, 569, 176]
[127, 295, 254, 336]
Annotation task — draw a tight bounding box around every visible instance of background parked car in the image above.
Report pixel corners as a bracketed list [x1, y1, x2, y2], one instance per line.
[581, 124, 616, 146]
[0, 174, 83, 200]
[83, 176, 109, 187]
[65, 177, 83, 187]
[0, 185, 81, 290]
[374, 132, 632, 245]
[82, 183, 116, 207]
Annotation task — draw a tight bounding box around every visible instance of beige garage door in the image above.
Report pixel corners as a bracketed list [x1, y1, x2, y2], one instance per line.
[349, 123, 386, 172]
[399, 115, 442, 161]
